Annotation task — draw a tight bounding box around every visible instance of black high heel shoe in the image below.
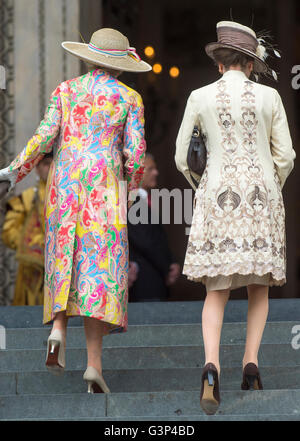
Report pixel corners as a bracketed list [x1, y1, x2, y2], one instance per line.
[241, 362, 263, 390]
[200, 363, 220, 415]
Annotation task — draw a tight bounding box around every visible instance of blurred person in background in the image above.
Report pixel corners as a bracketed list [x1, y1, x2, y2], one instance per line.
[2, 152, 53, 305]
[128, 153, 181, 302]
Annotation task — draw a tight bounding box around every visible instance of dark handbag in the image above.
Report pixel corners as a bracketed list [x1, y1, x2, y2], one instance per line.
[187, 126, 207, 186]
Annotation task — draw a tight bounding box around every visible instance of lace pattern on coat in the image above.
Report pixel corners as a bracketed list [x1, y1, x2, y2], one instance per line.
[183, 79, 286, 287]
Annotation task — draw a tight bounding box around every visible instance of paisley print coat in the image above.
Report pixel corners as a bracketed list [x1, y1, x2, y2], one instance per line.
[8, 69, 146, 332]
[175, 70, 296, 286]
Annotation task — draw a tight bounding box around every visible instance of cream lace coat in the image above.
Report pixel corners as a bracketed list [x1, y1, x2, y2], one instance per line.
[175, 70, 296, 286]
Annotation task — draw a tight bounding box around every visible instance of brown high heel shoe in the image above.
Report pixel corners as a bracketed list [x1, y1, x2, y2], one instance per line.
[200, 363, 220, 415]
[241, 362, 263, 390]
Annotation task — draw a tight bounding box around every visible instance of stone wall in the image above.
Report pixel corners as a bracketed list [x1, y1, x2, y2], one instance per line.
[0, 0, 80, 304]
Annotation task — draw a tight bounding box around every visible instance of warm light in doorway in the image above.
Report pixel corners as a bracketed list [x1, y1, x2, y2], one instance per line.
[153, 63, 162, 74]
[144, 46, 155, 58]
[169, 66, 180, 78]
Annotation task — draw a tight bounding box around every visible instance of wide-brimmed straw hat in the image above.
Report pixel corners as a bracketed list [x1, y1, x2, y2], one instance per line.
[205, 21, 270, 74]
[62, 28, 152, 73]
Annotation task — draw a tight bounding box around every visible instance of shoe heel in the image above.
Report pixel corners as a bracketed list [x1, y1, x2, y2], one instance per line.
[245, 374, 259, 390]
[207, 370, 214, 386]
[83, 367, 110, 394]
[241, 363, 263, 391]
[46, 336, 65, 375]
[87, 381, 94, 394]
[200, 368, 219, 415]
[85, 379, 106, 394]
[49, 340, 59, 354]
[46, 339, 60, 365]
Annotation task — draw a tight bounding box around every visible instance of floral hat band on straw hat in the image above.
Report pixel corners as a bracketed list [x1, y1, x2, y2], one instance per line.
[87, 42, 142, 61]
[62, 28, 152, 73]
[205, 21, 281, 80]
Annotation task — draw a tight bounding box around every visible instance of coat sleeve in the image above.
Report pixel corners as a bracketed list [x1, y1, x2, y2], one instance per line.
[175, 91, 200, 191]
[123, 92, 146, 195]
[270, 90, 296, 189]
[8, 85, 62, 183]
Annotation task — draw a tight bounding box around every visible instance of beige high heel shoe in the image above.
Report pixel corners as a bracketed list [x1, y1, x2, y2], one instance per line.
[83, 366, 110, 393]
[45, 329, 65, 375]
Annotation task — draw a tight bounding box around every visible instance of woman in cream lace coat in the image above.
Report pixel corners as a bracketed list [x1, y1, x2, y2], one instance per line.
[175, 21, 296, 415]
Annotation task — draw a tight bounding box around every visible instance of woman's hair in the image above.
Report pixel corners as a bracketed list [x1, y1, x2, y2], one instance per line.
[213, 48, 254, 70]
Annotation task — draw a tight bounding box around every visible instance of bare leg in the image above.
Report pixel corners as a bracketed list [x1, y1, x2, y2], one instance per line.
[45, 311, 69, 370]
[84, 317, 109, 375]
[202, 288, 230, 375]
[243, 284, 269, 369]
[51, 311, 68, 340]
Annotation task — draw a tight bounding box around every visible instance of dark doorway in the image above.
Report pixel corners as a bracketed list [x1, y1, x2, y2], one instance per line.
[81, 0, 300, 299]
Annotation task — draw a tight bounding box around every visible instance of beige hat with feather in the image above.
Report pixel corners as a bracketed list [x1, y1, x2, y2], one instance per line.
[205, 21, 281, 79]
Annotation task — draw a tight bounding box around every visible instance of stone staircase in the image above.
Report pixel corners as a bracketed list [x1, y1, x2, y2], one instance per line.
[0, 299, 300, 421]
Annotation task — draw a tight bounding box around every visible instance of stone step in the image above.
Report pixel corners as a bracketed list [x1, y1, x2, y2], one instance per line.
[2, 414, 299, 421]
[1, 366, 300, 395]
[0, 343, 299, 372]
[4, 321, 299, 350]
[1, 389, 300, 420]
[1, 298, 300, 328]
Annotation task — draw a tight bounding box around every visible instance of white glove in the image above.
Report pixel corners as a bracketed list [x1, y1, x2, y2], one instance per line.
[0, 166, 18, 192]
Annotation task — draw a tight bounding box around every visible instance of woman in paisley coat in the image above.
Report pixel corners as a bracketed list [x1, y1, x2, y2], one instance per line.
[175, 21, 296, 414]
[0, 28, 151, 393]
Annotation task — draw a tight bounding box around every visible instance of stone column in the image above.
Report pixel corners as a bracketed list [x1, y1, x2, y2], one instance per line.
[0, 0, 80, 304]
[0, 0, 15, 305]
[14, 0, 80, 193]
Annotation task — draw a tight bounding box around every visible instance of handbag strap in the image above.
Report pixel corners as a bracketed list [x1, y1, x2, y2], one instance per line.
[189, 125, 201, 189]
[188, 170, 200, 189]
